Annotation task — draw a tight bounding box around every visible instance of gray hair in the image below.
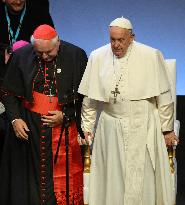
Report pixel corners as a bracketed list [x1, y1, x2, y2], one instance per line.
[30, 35, 59, 45]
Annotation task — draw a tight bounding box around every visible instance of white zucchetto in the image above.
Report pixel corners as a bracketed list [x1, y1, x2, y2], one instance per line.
[109, 17, 133, 30]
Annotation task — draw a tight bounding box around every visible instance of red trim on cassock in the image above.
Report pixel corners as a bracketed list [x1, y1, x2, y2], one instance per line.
[23, 91, 84, 205]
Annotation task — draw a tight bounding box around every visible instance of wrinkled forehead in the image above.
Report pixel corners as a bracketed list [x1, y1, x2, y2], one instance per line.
[109, 26, 131, 37]
[34, 40, 57, 52]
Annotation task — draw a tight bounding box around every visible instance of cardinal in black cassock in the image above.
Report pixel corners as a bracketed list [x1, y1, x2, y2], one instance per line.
[0, 24, 87, 205]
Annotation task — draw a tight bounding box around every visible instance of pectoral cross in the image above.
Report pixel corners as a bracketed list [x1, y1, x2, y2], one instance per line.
[111, 86, 120, 103]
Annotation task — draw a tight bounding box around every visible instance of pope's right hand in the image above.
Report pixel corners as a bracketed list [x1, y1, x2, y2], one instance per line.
[12, 119, 30, 141]
[84, 132, 94, 145]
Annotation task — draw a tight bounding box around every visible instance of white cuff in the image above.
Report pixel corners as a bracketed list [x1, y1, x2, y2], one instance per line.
[11, 119, 19, 125]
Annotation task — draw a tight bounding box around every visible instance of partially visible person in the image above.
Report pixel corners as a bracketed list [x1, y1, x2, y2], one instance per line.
[4, 40, 29, 63]
[12, 39, 29, 51]
[0, 24, 87, 205]
[0, 0, 54, 45]
[0, 0, 54, 165]
[0, 40, 29, 163]
[0, 0, 54, 82]
[78, 17, 178, 205]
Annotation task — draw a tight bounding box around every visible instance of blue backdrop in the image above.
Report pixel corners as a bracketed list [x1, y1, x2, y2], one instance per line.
[49, 0, 185, 95]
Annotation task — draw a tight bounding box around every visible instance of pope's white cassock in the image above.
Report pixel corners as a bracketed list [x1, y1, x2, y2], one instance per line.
[78, 41, 174, 205]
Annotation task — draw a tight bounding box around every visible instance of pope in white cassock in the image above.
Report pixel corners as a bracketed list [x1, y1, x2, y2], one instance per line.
[78, 17, 179, 205]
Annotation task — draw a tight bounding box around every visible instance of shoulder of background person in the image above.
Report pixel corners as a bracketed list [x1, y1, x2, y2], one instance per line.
[25, 0, 54, 27]
[0, 1, 5, 14]
[26, 0, 50, 9]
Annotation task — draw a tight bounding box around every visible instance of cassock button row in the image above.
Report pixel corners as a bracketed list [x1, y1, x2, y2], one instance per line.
[40, 158, 45, 162]
[41, 156, 45, 160]
[42, 188, 46, 192]
[41, 164, 46, 168]
[41, 176, 46, 181]
[41, 170, 46, 175]
[42, 193, 46, 198]
[41, 199, 46, 204]
[41, 135, 46, 139]
[41, 182, 46, 187]
[41, 147, 45, 150]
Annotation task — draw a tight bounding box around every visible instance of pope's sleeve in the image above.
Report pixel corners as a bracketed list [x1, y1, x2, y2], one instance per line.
[78, 53, 93, 97]
[155, 51, 174, 132]
[156, 91, 174, 132]
[81, 96, 98, 133]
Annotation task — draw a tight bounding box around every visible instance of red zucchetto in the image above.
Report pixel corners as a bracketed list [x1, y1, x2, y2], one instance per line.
[33, 24, 57, 40]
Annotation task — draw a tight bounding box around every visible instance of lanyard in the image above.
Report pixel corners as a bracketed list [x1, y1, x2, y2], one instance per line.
[5, 3, 26, 46]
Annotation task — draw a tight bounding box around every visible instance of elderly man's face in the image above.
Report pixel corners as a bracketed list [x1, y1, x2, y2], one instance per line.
[110, 26, 134, 58]
[4, 0, 25, 12]
[34, 39, 60, 62]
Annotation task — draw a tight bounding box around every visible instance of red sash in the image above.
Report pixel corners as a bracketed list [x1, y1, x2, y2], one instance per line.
[23, 91, 61, 115]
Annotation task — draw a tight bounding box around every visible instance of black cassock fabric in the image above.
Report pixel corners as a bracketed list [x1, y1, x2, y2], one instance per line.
[0, 41, 87, 205]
